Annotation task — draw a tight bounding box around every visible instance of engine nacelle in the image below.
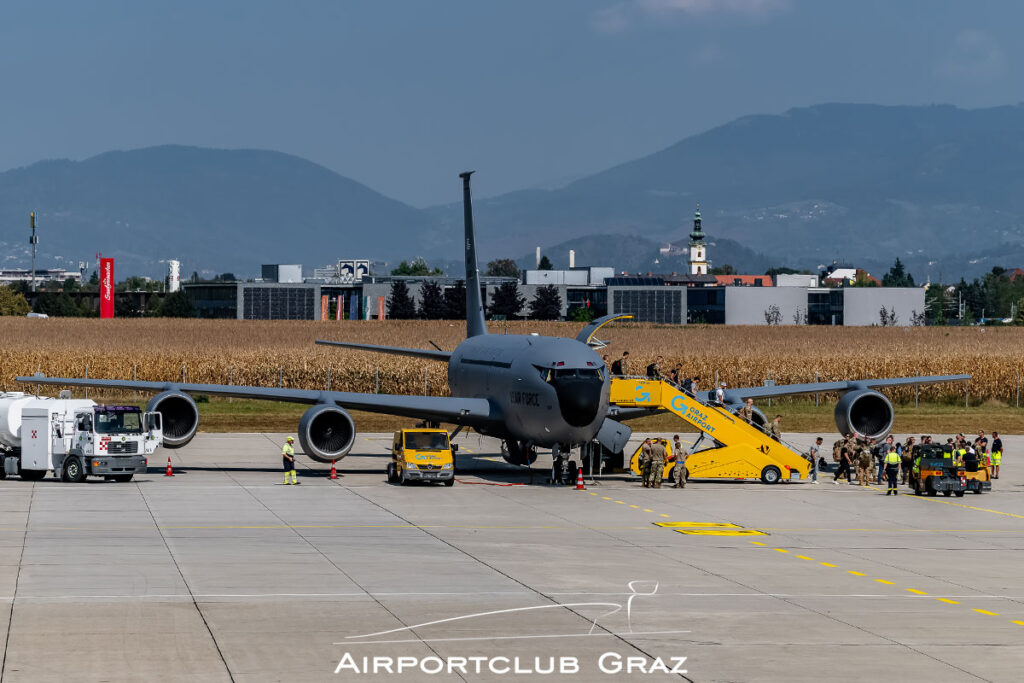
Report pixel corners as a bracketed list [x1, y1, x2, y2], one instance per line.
[145, 391, 199, 448]
[834, 389, 894, 440]
[298, 404, 356, 463]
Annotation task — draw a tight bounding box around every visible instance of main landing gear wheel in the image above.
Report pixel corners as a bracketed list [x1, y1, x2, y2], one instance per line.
[760, 465, 781, 485]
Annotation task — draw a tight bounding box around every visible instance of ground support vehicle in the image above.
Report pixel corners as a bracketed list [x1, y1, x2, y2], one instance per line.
[387, 428, 455, 486]
[612, 379, 810, 484]
[0, 392, 162, 483]
[961, 452, 992, 494]
[908, 445, 966, 497]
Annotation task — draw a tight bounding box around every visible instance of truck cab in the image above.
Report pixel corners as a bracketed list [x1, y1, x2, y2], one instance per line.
[910, 444, 966, 497]
[387, 428, 455, 486]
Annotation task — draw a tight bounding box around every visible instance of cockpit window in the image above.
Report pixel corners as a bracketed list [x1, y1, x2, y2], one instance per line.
[541, 367, 604, 382]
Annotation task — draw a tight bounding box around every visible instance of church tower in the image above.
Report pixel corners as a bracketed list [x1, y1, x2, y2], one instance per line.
[688, 205, 710, 275]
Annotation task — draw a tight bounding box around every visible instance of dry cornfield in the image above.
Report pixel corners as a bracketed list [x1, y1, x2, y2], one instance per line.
[1, 318, 1022, 405]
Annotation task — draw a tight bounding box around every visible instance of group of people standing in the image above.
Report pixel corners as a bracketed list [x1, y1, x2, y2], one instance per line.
[639, 435, 688, 489]
[826, 429, 1003, 494]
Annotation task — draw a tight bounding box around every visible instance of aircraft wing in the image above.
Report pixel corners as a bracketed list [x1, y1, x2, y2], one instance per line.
[314, 340, 451, 361]
[722, 374, 970, 402]
[16, 375, 493, 426]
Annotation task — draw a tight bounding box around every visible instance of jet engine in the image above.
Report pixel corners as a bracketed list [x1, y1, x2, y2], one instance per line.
[297, 404, 356, 463]
[145, 391, 199, 448]
[834, 390, 894, 440]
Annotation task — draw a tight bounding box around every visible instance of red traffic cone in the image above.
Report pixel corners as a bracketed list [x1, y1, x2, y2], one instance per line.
[164, 457, 174, 477]
[575, 467, 585, 490]
[329, 460, 338, 480]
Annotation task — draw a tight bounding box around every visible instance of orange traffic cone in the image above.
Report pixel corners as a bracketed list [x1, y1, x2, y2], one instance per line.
[164, 457, 174, 477]
[575, 467, 585, 490]
[329, 460, 338, 480]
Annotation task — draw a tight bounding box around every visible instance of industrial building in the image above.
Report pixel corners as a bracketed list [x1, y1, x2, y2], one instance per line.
[180, 210, 924, 325]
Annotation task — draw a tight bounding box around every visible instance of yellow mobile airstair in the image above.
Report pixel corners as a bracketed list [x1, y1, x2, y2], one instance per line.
[610, 378, 811, 483]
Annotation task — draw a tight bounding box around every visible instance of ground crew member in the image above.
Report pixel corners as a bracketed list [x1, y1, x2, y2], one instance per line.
[640, 438, 653, 487]
[884, 445, 901, 495]
[671, 434, 688, 488]
[737, 398, 755, 424]
[991, 431, 1002, 479]
[768, 415, 782, 441]
[856, 444, 872, 487]
[649, 438, 667, 488]
[282, 436, 299, 485]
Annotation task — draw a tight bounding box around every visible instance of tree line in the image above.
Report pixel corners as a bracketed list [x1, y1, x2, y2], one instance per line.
[386, 280, 564, 321]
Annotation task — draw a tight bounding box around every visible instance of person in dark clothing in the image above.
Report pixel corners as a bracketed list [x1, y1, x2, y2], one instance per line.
[646, 356, 663, 379]
[833, 447, 854, 485]
[610, 351, 629, 376]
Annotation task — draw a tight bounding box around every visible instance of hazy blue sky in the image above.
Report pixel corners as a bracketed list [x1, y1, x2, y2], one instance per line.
[1, 0, 1022, 206]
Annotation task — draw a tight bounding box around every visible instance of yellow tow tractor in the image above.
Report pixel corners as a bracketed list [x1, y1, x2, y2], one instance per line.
[387, 428, 456, 486]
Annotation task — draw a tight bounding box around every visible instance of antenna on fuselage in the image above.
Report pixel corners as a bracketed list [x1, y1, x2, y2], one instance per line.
[460, 171, 487, 338]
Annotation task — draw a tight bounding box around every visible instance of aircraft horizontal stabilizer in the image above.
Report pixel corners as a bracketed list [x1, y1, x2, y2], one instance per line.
[315, 340, 451, 361]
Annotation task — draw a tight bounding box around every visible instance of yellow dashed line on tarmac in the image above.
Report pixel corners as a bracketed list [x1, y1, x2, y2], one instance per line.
[643, 509, 653, 512]
[753, 542, 1024, 628]
[629, 505, 640, 508]
[601, 497, 613, 500]
[659, 514, 671, 518]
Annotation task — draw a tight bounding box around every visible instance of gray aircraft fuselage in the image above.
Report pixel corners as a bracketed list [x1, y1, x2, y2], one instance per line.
[448, 334, 608, 448]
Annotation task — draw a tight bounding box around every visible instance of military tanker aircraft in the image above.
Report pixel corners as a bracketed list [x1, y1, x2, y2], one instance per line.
[20, 172, 968, 466]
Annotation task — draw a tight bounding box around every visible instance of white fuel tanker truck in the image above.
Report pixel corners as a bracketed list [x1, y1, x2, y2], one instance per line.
[0, 392, 163, 482]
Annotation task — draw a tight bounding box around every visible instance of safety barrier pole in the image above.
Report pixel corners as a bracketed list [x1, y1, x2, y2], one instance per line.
[327, 367, 331, 391]
[229, 367, 233, 403]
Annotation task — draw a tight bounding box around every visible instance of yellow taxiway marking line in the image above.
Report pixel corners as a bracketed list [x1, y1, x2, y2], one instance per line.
[1013, 621, 1024, 626]
[795, 555, 814, 561]
[614, 501, 626, 504]
[854, 484, 1024, 520]
[875, 579, 896, 585]
[847, 570, 866, 576]
[749, 541, 767, 546]
[820, 562, 838, 568]
[906, 589, 928, 595]
[643, 509, 654, 513]
[656, 522, 739, 528]
[774, 548, 789, 554]
[588, 492, 597, 496]
[659, 514, 671, 518]
[676, 529, 765, 536]
[629, 505, 640, 508]
[973, 609, 999, 616]
[601, 497, 613, 500]
[937, 598, 960, 605]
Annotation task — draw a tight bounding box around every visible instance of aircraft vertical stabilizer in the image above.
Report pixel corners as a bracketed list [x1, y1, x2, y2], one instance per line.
[460, 171, 488, 337]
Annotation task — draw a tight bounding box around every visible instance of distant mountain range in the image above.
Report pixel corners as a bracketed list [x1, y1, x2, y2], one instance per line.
[7, 103, 1024, 280]
[0, 146, 434, 277]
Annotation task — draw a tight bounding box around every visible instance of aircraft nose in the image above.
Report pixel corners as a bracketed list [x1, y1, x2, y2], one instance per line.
[553, 376, 603, 428]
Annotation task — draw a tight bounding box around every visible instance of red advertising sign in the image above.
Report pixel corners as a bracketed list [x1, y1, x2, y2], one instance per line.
[377, 296, 385, 320]
[320, 295, 329, 321]
[100, 258, 114, 318]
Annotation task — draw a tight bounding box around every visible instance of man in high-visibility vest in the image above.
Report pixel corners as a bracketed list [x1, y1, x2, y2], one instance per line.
[991, 431, 1002, 479]
[884, 445, 901, 495]
[282, 436, 299, 485]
